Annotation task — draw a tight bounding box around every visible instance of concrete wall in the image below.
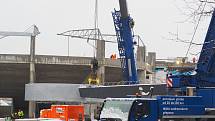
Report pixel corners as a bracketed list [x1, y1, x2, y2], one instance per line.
[0, 64, 121, 113]
[0, 54, 148, 114]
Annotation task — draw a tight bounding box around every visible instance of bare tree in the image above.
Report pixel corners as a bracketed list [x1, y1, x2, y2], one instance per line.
[164, 0, 215, 58]
[178, 0, 215, 22]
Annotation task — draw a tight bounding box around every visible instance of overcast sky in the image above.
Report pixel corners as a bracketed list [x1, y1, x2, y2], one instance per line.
[0, 0, 211, 59]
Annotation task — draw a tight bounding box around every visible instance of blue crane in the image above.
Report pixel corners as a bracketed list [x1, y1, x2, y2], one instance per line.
[169, 9, 215, 88]
[96, 5, 215, 121]
[112, 0, 138, 84]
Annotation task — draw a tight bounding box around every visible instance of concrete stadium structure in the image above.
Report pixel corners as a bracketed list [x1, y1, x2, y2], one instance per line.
[0, 52, 151, 114]
[0, 26, 157, 117]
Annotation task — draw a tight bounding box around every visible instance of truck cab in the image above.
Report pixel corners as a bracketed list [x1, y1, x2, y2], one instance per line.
[98, 98, 158, 121]
[97, 96, 215, 121]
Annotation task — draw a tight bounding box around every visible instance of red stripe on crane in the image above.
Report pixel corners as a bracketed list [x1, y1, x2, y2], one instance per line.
[166, 77, 173, 88]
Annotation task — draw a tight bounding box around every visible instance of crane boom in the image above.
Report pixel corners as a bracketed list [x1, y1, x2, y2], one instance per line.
[119, 0, 129, 18]
[197, 9, 215, 74]
[112, 0, 138, 84]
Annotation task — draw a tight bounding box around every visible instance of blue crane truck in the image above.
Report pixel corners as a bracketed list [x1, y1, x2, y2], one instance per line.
[96, 0, 215, 121]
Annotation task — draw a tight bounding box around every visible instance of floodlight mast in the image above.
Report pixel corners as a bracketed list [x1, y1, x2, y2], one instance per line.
[0, 25, 39, 118]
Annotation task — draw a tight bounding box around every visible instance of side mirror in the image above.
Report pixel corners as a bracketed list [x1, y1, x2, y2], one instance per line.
[132, 101, 150, 120]
[149, 86, 154, 97]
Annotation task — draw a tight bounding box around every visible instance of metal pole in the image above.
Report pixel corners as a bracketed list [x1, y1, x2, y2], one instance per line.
[29, 35, 36, 118]
[68, 36, 70, 56]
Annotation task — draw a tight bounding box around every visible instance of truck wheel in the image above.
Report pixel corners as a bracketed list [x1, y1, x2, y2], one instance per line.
[160, 119, 175, 121]
[195, 119, 211, 121]
[174, 119, 195, 121]
[206, 118, 215, 121]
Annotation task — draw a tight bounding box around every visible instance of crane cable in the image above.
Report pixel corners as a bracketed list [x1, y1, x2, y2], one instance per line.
[185, 2, 207, 57]
[93, 0, 99, 57]
[86, 0, 99, 57]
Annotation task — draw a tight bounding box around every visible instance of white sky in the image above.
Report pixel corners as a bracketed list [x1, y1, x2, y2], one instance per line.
[0, 0, 211, 59]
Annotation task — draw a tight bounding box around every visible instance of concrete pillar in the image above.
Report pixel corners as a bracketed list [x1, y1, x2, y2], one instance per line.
[136, 46, 147, 83]
[29, 35, 36, 118]
[136, 46, 146, 63]
[96, 40, 105, 84]
[98, 66, 105, 85]
[147, 52, 156, 72]
[137, 70, 146, 84]
[28, 101, 36, 118]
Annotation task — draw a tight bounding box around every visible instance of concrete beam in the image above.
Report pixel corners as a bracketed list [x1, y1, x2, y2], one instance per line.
[0, 31, 33, 36]
[25, 83, 84, 102]
[0, 54, 148, 71]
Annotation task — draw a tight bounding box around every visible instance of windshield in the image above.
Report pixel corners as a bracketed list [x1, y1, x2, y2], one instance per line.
[100, 100, 133, 121]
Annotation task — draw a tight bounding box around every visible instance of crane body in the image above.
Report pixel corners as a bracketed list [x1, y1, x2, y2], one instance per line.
[97, 2, 215, 121]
